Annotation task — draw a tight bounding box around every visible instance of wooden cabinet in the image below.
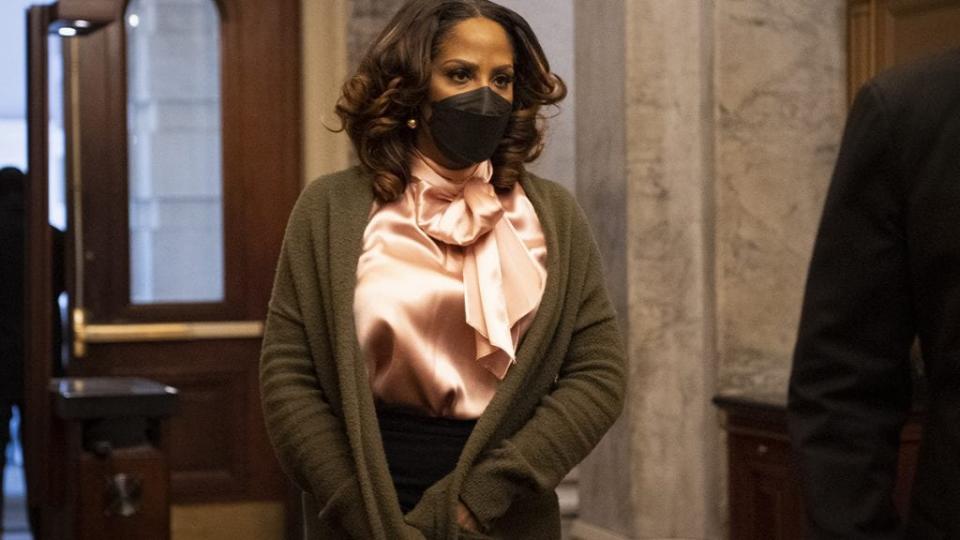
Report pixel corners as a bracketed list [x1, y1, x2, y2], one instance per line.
[722, 401, 804, 540]
[717, 398, 805, 540]
[715, 395, 923, 540]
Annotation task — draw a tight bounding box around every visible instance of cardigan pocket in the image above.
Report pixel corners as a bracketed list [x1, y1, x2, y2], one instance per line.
[308, 478, 365, 539]
[404, 473, 455, 537]
[456, 526, 492, 539]
[486, 489, 561, 540]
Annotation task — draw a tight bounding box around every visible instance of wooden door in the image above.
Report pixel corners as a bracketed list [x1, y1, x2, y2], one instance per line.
[26, 0, 302, 537]
[848, 0, 960, 101]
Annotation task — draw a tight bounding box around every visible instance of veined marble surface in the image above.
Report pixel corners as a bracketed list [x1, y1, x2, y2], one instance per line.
[715, 0, 847, 399]
[624, 1, 720, 537]
[347, 0, 406, 70]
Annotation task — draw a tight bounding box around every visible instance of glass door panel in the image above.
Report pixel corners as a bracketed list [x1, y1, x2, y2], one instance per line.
[126, 0, 224, 304]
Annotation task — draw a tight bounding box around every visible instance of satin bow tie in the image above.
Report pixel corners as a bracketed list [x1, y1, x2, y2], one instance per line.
[409, 152, 544, 379]
[414, 162, 503, 246]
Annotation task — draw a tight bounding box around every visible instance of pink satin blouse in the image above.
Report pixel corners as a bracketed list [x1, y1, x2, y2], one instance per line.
[353, 152, 547, 419]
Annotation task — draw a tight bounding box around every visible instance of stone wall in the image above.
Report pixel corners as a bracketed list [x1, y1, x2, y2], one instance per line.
[623, 1, 718, 536]
[346, 0, 407, 69]
[715, 0, 846, 398]
[574, 1, 846, 538]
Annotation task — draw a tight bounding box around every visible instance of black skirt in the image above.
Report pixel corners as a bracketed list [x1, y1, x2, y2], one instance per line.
[377, 409, 477, 513]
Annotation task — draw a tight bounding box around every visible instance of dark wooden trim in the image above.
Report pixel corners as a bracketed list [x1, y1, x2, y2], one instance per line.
[847, 0, 960, 103]
[52, 0, 231, 27]
[889, 0, 960, 14]
[230, 0, 304, 319]
[25, 5, 54, 525]
[53, 0, 122, 26]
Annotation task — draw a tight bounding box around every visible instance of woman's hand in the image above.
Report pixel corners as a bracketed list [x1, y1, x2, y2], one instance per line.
[456, 500, 482, 533]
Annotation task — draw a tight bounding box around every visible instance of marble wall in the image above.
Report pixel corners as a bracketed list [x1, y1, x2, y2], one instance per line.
[572, 2, 630, 536]
[302, 0, 350, 183]
[574, 0, 847, 538]
[715, 0, 847, 398]
[624, 1, 719, 536]
[498, 0, 577, 191]
[347, 0, 406, 69]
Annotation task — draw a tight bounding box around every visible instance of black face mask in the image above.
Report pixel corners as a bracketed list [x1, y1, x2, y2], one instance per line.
[428, 87, 513, 168]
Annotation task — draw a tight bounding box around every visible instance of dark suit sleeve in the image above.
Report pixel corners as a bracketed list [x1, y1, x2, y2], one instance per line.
[787, 82, 915, 540]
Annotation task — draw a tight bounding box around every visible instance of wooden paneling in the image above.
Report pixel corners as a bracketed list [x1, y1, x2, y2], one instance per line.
[848, 0, 960, 102]
[727, 424, 806, 539]
[722, 403, 805, 540]
[68, 338, 280, 504]
[847, 0, 880, 102]
[889, 2, 960, 62]
[25, 4, 56, 522]
[54, 0, 122, 26]
[57, 0, 301, 514]
[162, 371, 248, 500]
[717, 398, 924, 540]
[77, 446, 171, 539]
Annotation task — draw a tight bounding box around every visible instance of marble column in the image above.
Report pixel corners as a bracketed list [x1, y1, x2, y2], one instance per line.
[572, 0, 630, 535]
[573, 1, 846, 539]
[573, 1, 721, 538]
[302, 0, 350, 184]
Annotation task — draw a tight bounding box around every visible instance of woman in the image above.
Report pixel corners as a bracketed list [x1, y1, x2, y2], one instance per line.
[259, 1, 625, 538]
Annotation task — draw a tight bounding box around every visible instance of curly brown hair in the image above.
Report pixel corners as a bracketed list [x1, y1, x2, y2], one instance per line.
[334, 0, 567, 202]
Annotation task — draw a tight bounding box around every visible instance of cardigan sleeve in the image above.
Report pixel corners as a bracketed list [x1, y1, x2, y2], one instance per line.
[458, 209, 627, 529]
[259, 197, 371, 537]
[787, 82, 914, 539]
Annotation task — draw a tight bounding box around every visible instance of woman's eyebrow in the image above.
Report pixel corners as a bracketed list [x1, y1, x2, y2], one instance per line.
[440, 59, 478, 69]
[439, 59, 514, 72]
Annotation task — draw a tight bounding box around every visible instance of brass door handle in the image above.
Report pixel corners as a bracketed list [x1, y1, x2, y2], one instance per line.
[72, 309, 263, 357]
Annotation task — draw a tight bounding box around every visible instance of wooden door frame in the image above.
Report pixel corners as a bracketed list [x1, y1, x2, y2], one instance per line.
[26, 0, 304, 536]
[25, 6, 56, 532]
[62, 0, 303, 499]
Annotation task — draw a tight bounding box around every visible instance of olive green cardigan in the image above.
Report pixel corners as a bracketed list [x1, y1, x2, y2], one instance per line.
[259, 167, 625, 540]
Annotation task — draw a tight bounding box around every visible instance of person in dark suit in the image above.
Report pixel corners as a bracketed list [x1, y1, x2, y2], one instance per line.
[788, 48, 960, 539]
[0, 167, 64, 532]
[0, 166, 26, 526]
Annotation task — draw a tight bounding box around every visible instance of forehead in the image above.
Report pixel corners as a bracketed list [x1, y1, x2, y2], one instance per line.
[435, 17, 514, 63]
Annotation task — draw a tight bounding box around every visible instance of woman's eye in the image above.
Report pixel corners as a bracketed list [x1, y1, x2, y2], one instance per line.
[493, 74, 514, 88]
[448, 70, 471, 83]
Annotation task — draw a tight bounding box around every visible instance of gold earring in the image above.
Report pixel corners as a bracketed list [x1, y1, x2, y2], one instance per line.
[406, 118, 418, 129]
